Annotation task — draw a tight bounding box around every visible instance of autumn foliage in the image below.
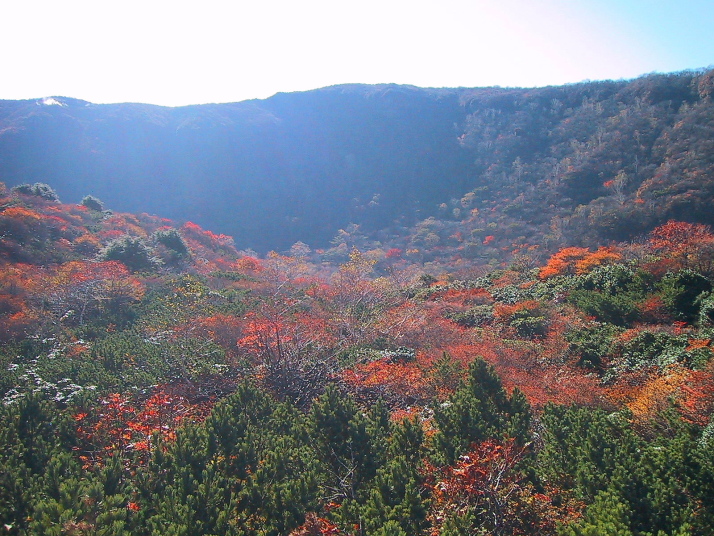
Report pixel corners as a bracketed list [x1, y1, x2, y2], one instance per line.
[2, 180, 714, 536]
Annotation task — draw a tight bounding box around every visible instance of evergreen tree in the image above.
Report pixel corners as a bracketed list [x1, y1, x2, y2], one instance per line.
[308, 385, 377, 503]
[432, 358, 531, 464]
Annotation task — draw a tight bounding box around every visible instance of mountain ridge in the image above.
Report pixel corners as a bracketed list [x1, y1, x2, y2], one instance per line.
[1, 69, 713, 256]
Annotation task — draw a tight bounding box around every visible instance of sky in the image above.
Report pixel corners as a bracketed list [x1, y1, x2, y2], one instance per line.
[2, 0, 713, 107]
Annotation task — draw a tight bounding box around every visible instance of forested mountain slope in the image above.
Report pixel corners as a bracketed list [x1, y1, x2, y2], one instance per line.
[1, 69, 713, 253]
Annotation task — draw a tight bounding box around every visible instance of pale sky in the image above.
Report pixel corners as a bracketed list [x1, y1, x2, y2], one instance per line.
[2, 0, 712, 107]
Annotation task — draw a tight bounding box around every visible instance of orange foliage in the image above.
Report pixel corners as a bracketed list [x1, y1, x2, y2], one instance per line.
[0, 310, 37, 341]
[574, 246, 622, 275]
[679, 360, 714, 426]
[686, 338, 712, 352]
[539, 247, 590, 279]
[38, 261, 145, 322]
[342, 357, 431, 406]
[493, 300, 542, 323]
[73, 233, 103, 255]
[491, 270, 523, 288]
[289, 513, 344, 536]
[389, 406, 424, 423]
[235, 256, 264, 272]
[626, 366, 688, 424]
[428, 287, 493, 307]
[102, 214, 149, 238]
[0, 206, 43, 220]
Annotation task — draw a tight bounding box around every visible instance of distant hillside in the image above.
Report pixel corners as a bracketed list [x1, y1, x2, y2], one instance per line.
[1, 69, 713, 253]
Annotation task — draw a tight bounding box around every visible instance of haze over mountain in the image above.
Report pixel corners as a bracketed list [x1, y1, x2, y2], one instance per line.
[1, 68, 713, 253]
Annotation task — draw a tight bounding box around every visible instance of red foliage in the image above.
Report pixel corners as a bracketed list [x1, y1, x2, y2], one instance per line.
[237, 308, 338, 401]
[0, 265, 37, 340]
[289, 513, 345, 536]
[428, 287, 493, 307]
[679, 361, 714, 426]
[647, 220, 714, 274]
[342, 357, 431, 406]
[182, 314, 244, 358]
[443, 324, 607, 410]
[491, 270, 523, 288]
[74, 387, 213, 467]
[637, 295, 672, 324]
[428, 439, 581, 535]
[238, 311, 336, 366]
[181, 221, 234, 249]
[649, 220, 713, 251]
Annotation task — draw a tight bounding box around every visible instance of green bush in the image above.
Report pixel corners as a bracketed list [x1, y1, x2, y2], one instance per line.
[448, 304, 494, 327]
[608, 330, 710, 376]
[658, 269, 712, 323]
[99, 235, 161, 272]
[698, 292, 714, 326]
[11, 182, 60, 202]
[80, 195, 104, 212]
[153, 228, 189, 257]
[566, 323, 621, 370]
[569, 265, 653, 326]
[569, 289, 641, 326]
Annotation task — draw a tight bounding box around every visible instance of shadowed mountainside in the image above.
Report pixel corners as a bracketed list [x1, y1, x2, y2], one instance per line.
[1, 69, 713, 253]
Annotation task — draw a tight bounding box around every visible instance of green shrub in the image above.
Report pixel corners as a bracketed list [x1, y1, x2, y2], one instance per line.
[11, 182, 60, 202]
[99, 235, 161, 272]
[698, 292, 714, 326]
[80, 195, 104, 212]
[609, 330, 710, 375]
[153, 228, 189, 256]
[569, 265, 653, 326]
[569, 289, 641, 326]
[448, 304, 494, 327]
[658, 269, 712, 323]
[566, 323, 621, 370]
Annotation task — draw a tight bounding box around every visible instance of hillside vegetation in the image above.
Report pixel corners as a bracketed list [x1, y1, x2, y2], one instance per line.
[1, 69, 713, 255]
[2, 180, 714, 535]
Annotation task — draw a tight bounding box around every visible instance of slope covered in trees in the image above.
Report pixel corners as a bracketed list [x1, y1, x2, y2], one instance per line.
[2, 184, 714, 535]
[1, 69, 714, 254]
